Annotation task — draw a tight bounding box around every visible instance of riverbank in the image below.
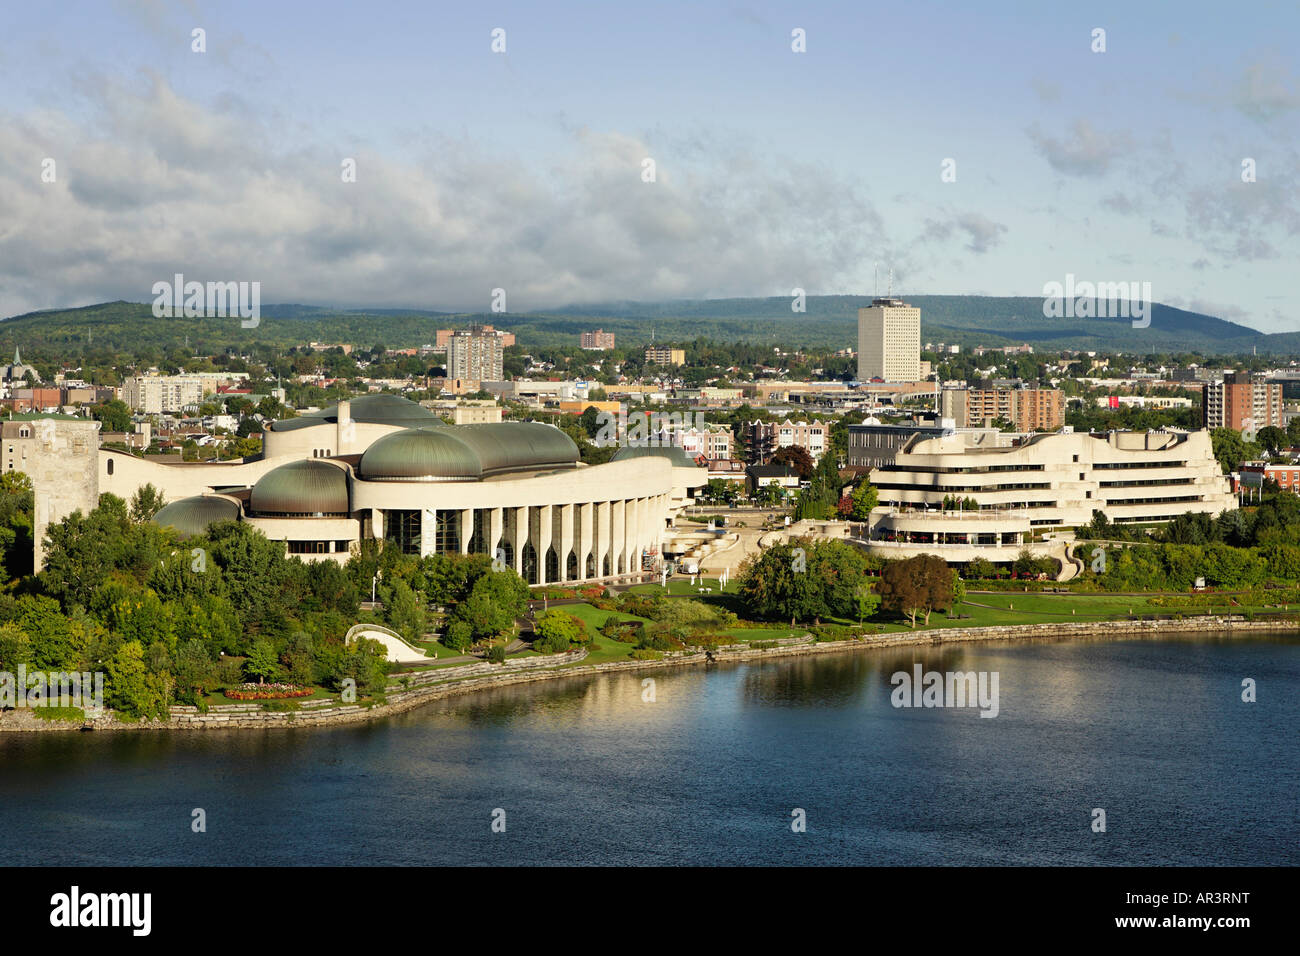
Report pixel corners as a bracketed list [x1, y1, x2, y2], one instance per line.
[3, 614, 1295, 733]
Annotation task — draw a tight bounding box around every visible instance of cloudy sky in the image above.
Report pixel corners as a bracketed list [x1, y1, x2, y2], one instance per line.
[1, 0, 1297, 331]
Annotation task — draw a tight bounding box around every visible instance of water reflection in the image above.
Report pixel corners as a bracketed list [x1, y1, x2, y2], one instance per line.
[1, 635, 1296, 866]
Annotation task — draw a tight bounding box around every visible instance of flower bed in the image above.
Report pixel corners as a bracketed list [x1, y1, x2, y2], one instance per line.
[223, 682, 314, 701]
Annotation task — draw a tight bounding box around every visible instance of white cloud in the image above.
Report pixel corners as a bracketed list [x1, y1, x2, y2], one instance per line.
[1026, 119, 1133, 177]
[0, 76, 902, 318]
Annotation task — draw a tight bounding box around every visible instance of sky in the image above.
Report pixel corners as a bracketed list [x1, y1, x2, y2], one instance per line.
[0, 0, 1297, 332]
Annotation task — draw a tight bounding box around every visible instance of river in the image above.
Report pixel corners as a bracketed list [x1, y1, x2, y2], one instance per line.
[3, 633, 1297, 865]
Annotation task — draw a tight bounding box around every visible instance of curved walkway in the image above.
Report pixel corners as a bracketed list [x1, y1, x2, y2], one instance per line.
[345, 623, 429, 664]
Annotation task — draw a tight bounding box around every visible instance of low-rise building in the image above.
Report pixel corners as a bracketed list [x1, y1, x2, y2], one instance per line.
[746, 463, 801, 493]
[743, 419, 828, 463]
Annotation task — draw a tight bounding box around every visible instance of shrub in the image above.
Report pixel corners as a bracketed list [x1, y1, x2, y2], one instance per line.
[533, 609, 587, 654]
[224, 682, 313, 700]
[637, 626, 682, 652]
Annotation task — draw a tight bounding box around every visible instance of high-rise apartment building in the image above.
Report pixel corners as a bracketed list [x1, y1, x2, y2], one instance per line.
[941, 386, 1065, 432]
[580, 329, 616, 350]
[644, 347, 685, 366]
[446, 329, 506, 382]
[121, 375, 208, 414]
[857, 298, 921, 382]
[437, 325, 514, 353]
[1204, 373, 1283, 434]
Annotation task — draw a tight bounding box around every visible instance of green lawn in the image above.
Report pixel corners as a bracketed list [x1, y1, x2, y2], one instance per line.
[865, 591, 1291, 633]
[629, 578, 740, 597]
[414, 639, 464, 659]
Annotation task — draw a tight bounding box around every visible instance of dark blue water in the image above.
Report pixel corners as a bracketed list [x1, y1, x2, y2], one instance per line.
[3, 634, 1297, 865]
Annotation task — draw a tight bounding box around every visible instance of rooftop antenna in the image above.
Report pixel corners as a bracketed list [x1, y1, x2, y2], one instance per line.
[874, 262, 879, 297]
[888, 268, 894, 298]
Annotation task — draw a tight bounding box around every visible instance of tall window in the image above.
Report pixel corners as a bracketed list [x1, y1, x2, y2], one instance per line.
[469, 509, 488, 554]
[385, 509, 421, 554]
[435, 510, 458, 554]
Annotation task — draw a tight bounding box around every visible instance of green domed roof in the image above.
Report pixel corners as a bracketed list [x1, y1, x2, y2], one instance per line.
[611, 444, 699, 468]
[150, 496, 241, 536]
[356, 422, 578, 481]
[270, 394, 442, 432]
[454, 423, 579, 475]
[250, 460, 350, 515]
[358, 428, 482, 481]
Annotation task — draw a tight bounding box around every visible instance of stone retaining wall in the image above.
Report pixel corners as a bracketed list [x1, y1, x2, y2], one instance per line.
[3, 616, 1292, 733]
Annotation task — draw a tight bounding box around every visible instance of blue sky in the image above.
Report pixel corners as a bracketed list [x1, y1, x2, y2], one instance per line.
[1, 0, 1297, 332]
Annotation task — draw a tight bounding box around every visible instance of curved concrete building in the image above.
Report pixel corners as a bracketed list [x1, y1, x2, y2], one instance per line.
[89, 395, 706, 583]
[862, 428, 1236, 566]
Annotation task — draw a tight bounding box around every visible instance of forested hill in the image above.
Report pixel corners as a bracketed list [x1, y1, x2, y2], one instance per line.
[1, 295, 1294, 356]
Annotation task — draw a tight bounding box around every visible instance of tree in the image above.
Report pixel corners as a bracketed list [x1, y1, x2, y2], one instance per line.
[322, 637, 390, 697]
[578, 405, 602, 438]
[206, 521, 290, 624]
[41, 505, 130, 611]
[129, 484, 167, 522]
[878, 555, 954, 627]
[853, 583, 880, 624]
[793, 450, 844, 521]
[1012, 548, 1057, 579]
[173, 639, 215, 704]
[1256, 425, 1288, 456]
[850, 481, 879, 520]
[105, 640, 169, 719]
[738, 539, 871, 624]
[443, 620, 474, 653]
[0, 471, 34, 583]
[704, 478, 738, 503]
[90, 399, 132, 433]
[417, 552, 493, 607]
[384, 578, 426, 643]
[1210, 427, 1260, 474]
[772, 445, 815, 479]
[243, 639, 281, 684]
[449, 569, 529, 643]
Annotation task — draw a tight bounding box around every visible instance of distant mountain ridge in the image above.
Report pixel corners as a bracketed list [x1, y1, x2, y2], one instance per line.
[1, 295, 1297, 355]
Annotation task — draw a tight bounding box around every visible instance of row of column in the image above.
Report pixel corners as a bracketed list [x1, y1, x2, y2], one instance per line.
[382, 495, 668, 585]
